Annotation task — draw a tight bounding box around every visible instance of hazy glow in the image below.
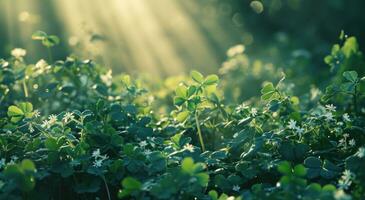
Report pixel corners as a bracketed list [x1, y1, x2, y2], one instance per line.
[1, 0, 245, 76]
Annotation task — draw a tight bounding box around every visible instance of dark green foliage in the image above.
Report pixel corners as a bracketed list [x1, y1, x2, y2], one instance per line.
[0, 33, 364, 200]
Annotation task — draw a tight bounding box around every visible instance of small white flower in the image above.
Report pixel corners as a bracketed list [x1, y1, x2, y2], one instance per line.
[91, 149, 108, 168]
[339, 138, 345, 144]
[338, 179, 352, 190]
[334, 190, 351, 200]
[232, 185, 240, 192]
[338, 170, 354, 190]
[236, 103, 248, 112]
[342, 170, 353, 179]
[337, 122, 344, 126]
[100, 155, 109, 161]
[10, 155, 18, 162]
[92, 149, 101, 158]
[28, 123, 34, 133]
[144, 149, 152, 155]
[63, 112, 74, 123]
[343, 133, 350, 138]
[0, 158, 6, 168]
[139, 141, 148, 148]
[349, 139, 356, 147]
[227, 44, 245, 57]
[356, 147, 365, 158]
[33, 110, 41, 118]
[100, 69, 113, 86]
[33, 59, 50, 75]
[183, 144, 194, 152]
[41, 120, 50, 129]
[324, 112, 334, 122]
[295, 127, 305, 136]
[11, 48, 27, 58]
[250, 108, 258, 117]
[287, 119, 297, 130]
[325, 104, 336, 112]
[93, 159, 103, 168]
[48, 114, 57, 125]
[343, 113, 351, 122]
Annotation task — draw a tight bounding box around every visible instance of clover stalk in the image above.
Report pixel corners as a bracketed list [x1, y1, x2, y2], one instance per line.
[195, 111, 206, 152]
[23, 79, 28, 98]
[102, 175, 111, 200]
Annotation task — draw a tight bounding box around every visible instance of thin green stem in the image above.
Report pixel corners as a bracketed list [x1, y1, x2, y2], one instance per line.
[102, 175, 111, 200]
[195, 112, 205, 152]
[353, 85, 358, 114]
[23, 79, 29, 98]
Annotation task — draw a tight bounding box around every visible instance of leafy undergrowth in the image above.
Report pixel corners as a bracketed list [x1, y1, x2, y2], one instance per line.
[0, 32, 365, 200]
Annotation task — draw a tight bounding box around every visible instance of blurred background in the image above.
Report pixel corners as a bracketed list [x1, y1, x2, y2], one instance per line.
[1, 0, 365, 78]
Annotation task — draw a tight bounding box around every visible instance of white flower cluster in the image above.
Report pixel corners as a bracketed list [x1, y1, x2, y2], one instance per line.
[0, 156, 19, 169]
[91, 149, 109, 168]
[287, 119, 305, 137]
[11, 48, 26, 58]
[338, 134, 356, 150]
[28, 123, 35, 133]
[227, 44, 245, 57]
[356, 147, 365, 158]
[338, 170, 355, 190]
[232, 185, 240, 192]
[342, 113, 351, 122]
[250, 108, 258, 117]
[33, 59, 51, 76]
[323, 104, 336, 122]
[183, 143, 194, 152]
[42, 114, 58, 129]
[100, 69, 113, 86]
[139, 140, 147, 148]
[62, 112, 75, 123]
[33, 110, 41, 118]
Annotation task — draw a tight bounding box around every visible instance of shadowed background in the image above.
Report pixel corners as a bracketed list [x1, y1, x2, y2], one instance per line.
[1, 0, 365, 78]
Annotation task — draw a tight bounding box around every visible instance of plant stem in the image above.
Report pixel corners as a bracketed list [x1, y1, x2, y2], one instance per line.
[23, 79, 28, 98]
[195, 112, 206, 152]
[354, 85, 358, 114]
[102, 175, 111, 200]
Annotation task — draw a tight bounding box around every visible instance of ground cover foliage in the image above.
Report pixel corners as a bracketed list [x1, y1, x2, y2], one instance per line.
[0, 32, 365, 199]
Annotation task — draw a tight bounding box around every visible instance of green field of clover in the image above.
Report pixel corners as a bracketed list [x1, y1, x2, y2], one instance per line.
[0, 1, 365, 200]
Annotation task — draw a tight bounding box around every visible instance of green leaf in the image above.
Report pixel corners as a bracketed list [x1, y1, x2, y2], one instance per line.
[304, 157, 321, 168]
[322, 184, 336, 191]
[19, 102, 33, 113]
[343, 71, 358, 83]
[278, 161, 292, 175]
[31, 31, 47, 40]
[176, 111, 189, 122]
[122, 177, 141, 190]
[187, 86, 197, 97]
[208, 190, 219, 200]
[7, 105, 24, 117]
[175, 85, 187, 98]
[261, 82, 275, 94]
[260, 82, 278, 101]
[342, 37, 358, 57]
[293, 165, 307, 177]
[196, 172, 209, 186]
[21, 160, 36, 172]
[191, 70, 204, 83]
[173, 96, 186, 106]
[204, 74, 219, 85]
[181, 157, 194, 174]
[45, 137, 59, 151]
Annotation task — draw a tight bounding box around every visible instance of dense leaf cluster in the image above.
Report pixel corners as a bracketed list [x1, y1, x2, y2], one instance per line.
[0, 33, 364, 200]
